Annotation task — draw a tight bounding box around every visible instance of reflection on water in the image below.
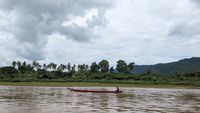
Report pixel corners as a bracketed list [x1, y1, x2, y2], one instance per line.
[0, 86, 200, 113]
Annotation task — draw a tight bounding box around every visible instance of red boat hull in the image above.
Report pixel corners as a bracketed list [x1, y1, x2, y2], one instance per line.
[67, 88, 122, 93]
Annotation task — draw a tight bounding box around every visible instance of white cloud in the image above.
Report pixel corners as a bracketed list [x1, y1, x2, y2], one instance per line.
[0, 0, 200, 66]
[96, 0, 200, 64]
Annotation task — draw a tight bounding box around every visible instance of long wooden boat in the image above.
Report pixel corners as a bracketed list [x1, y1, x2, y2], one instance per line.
[67, 88, 122, 93]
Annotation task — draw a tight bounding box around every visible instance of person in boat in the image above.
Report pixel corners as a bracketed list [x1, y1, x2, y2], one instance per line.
[116, 86, 119, 92]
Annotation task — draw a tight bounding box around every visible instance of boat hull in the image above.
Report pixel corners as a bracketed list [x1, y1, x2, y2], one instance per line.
[67, 88, 122, 93]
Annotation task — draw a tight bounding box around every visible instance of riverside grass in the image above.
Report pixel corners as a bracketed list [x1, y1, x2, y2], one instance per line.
[0, 81, 199, 89]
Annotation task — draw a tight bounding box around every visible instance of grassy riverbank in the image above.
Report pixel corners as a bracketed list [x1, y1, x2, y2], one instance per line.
[0, 81, 199, 89]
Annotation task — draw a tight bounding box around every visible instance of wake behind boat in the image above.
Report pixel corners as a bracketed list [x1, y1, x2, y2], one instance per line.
[67, 87, 123, 93]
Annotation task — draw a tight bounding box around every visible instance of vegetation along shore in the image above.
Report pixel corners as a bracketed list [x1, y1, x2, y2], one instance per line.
[0, 58, 200, 88]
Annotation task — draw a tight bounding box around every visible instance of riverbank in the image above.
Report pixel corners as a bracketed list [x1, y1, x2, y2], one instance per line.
[0, 82, 199, 89]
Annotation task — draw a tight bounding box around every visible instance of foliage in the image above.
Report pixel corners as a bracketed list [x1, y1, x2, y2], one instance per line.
[98, 59, 109, 73]
[0, 59, 199, 87]
[0, 66, 18, 75]
[90, 62, 99, 73]
[128, 62, 135, 72]
[116, 60, 128, 73]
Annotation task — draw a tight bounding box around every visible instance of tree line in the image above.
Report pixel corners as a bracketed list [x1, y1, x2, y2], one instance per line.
[10, 60, 135, 74]
[0, 59, 200, 86]
[0, 59, 135, 80]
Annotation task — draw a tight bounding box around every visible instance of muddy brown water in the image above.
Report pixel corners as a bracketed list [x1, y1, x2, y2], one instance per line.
[0, 86, 199, 113]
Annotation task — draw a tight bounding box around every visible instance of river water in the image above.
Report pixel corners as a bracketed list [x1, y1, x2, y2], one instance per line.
[0, 86, 199, 113]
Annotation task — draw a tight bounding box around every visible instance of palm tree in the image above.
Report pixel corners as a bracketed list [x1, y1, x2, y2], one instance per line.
[27, 64, 34, 72]
[36, 62, 41, 70]
[12, 61, 17, 69]
[43, 63, 47, 70]
[47, 63, 52, 71]
[72, 64, 76, 72]
[57, 64, 67, 72]
[17, 61, 21, 69]
[52, 63, 57, 71]
[32, 60, 37, 71]
[67, 63, 71, 72]
[85, 64, 89, 71]
[22, 61, 27, 67]
[62, 64, 67, 72]
[78, 64, 84, 72]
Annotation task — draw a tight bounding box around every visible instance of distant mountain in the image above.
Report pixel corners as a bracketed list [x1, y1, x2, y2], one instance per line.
[133, 57, 200, 75]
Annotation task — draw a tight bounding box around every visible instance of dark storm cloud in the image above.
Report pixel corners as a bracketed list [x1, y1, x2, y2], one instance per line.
[0, 0, 113, 60]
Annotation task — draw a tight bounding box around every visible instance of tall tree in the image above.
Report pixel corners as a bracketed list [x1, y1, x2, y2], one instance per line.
[98, 60, 109, 73]
[36, 62, 41, 70]
[71, 64, 76, 73]
[57, 64, 66, 72]
[12, 61, 17, 69]
[27, 64, 34, 72]
[32, 60, 37, 67]
[90, 62, 99, 73]
[128, 62, 135, 73]
[78, 64, 86, 72]
[17, 61, 21, 70]
[85, 64, 89, 71]
[48, 63, 57, 71]
[116, 60, 128, 73]
[18, 61, 28, 73]
[62, 64, 67, 72]
[32, 60, 38, 71]
[110, 66, 114, 73]
[67, 63, 71, 72]
[43, 63, 47, 70]
[52, 63, 57, 71]
[47, 63, 53, 71]
[22, 61, 27, 67]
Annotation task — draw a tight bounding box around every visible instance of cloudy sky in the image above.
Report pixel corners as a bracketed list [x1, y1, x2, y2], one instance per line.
[0, 0, 200, 66]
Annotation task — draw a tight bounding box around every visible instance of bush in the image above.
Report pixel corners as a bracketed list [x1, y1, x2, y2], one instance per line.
[0, 66, 18, 74]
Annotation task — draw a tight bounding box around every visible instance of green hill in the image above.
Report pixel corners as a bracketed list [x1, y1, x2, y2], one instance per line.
[133, 57, 200, 75]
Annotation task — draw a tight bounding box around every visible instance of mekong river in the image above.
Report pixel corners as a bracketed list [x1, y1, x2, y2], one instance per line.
[0, 86, 199, 113]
